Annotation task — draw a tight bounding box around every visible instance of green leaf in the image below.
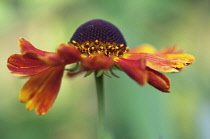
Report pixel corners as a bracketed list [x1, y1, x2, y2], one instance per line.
[113, 64, 122, 71]
[96, 70, 104, 77]
[65, 62, 80, 71]
[84, 71, 93, 77]
[110, 69, 120, 78]
[103, 70, 112, 78]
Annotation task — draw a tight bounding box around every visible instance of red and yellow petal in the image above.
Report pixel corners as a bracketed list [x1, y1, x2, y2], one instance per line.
[160, 53, 195, 65]
[114, 57, 148, 86]
[19, 66, 65, 115]
[144, 53, 189, 72]
[81, 54, 114, 70]
[126, 45, 195, 73]
[147, 68, 170, 93]
[7, 54, 50, 76]
[125, 53, 194, 73]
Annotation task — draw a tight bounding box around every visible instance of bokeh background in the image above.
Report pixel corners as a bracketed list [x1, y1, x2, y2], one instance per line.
[0, 0, 209, 139]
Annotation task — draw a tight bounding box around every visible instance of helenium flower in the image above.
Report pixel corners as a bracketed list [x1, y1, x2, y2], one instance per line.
[7, 19, 195, 115]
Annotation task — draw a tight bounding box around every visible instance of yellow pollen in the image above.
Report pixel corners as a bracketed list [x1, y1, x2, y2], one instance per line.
[91, 46, 95, 50]
[72, 40, 77, 44]
[95, 40, 99, 43]
[71, 40, 129, 57]
[100, 46, 104, 50]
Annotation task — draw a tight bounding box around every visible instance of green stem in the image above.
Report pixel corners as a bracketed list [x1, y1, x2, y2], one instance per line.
[94, 72, 105, 139]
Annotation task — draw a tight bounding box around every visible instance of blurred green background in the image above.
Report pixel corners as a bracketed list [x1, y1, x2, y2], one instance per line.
[0, 0, 209, 139]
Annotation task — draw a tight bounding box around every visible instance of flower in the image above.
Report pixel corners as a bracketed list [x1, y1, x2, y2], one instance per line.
[7, 19, 195, 115]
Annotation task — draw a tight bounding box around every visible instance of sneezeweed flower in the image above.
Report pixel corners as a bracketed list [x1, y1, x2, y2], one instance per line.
[7, 19, 195, 115]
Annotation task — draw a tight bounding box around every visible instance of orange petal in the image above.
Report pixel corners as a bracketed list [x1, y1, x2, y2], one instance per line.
[19, 66, 65, 115]
[128, 44, 156, 53]
[114, 57, 148, 86]
[147, 68, 170, 93]
[81, 54, 114, 70]
[7, 54, 50, 76]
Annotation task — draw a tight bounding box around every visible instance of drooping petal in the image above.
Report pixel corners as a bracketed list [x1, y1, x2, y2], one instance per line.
[128, 44, 156, 53]
[81, 54, 114, 70]
[19, 66, 65, 115]
[7, 54, 50, 76]
[147, 68, 170, 93]
[114, 57, 148, 86]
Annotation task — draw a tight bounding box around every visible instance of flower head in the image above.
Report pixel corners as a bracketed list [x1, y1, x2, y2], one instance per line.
[7, 19, 195, 115]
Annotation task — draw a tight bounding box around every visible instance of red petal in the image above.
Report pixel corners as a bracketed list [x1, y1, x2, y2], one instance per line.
[81, 54, 114, 71]
[147, 68, 170, 92]
[7, 54, 50, 76]
[19, 66, 65, 115]
[18, 38, 69, 66]
[114, 57, 148, 86]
